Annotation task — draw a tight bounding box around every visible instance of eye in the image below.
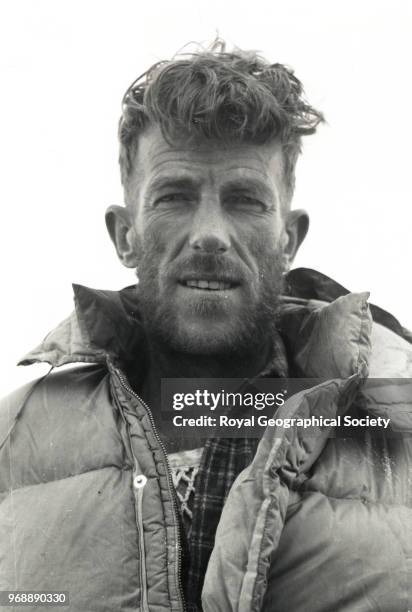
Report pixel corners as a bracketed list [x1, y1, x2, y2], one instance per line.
[226, 194, 266, 212]
[153, 193, 192, 207]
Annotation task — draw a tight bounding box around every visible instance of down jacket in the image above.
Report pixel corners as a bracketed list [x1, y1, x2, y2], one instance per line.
[0, 268, 411, 612]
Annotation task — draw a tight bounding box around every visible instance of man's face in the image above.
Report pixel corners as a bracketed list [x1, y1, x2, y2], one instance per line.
[113, 127, 302, 357]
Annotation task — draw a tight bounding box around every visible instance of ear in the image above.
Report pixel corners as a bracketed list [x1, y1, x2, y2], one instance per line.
[105, 205, 139, 268]
[281, 209, 309, 271]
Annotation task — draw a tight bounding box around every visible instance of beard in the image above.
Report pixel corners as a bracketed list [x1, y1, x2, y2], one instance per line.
[135, 242, 285, 361]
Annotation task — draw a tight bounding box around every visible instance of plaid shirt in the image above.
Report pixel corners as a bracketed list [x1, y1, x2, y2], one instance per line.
[185, 332, 289, 612]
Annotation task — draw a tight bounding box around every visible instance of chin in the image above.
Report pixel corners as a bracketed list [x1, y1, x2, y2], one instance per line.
[142, 296, 277, 358]
[170, 319, 253, 357]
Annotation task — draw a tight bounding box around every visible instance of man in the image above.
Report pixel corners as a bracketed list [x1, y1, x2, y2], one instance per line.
[1, 43, 412, 612]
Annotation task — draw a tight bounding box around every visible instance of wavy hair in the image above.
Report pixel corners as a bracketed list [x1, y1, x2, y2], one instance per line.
[119, 41, 324, 196]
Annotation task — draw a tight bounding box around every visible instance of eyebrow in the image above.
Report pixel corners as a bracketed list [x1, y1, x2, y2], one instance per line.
[146, 175, 201, 195]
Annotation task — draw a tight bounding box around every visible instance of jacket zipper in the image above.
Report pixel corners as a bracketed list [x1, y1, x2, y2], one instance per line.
[114, 381, 151, 612]
[133, 473, 150, 612]
[115, 368, 186, 612]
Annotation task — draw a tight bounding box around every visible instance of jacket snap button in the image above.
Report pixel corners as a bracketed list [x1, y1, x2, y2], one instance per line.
[133, 474, 147, 489]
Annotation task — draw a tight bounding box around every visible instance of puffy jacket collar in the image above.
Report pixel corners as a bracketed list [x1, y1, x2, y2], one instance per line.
[19, 283, 145, 367]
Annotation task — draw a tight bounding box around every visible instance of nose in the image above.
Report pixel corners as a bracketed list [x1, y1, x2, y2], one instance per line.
[189, 198, 231, 254]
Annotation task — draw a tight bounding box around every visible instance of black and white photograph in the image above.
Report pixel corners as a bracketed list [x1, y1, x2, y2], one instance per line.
[1, 1, 411, 610]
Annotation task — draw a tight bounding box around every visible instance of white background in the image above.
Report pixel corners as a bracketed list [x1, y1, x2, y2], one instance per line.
[0, 0, 411, 395]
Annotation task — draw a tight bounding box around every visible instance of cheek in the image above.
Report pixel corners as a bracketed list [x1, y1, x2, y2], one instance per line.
[141, 212, 187, 257]
[137, 224, 167, 261]
[136, 218, 183, 291]
[242, 223, 283, 266]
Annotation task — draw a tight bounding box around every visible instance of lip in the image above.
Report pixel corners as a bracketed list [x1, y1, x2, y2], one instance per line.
[181, 280, 236, 291]
[178, 278, 240, 292]
[178, 274, 241, 288]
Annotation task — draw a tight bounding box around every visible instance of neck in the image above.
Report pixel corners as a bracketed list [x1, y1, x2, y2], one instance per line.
[147, 336, 272, 379]
[136, 336, 272, 452]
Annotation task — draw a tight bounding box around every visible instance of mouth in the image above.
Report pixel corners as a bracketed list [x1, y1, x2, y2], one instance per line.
[179, 279, 239, 291]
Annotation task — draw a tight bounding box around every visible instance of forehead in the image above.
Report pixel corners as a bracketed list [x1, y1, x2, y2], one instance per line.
[128, 126, 286, 194]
